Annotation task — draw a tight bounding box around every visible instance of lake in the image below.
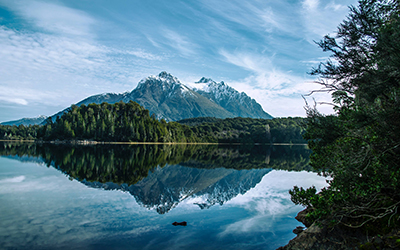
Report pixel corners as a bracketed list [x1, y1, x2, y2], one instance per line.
[0, 142, 326, 250]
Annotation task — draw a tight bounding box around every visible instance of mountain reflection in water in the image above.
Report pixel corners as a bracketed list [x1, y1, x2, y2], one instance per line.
[0, 142, 311, 214]
[0, 142, 327, 250]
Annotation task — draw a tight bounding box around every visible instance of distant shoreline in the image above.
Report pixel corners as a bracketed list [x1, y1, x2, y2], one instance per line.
[0, 139, 308, 146]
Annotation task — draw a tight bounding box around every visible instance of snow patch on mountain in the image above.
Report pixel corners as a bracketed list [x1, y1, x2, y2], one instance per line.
[186, 77, 247, 103]
[137, 71, 182, 89]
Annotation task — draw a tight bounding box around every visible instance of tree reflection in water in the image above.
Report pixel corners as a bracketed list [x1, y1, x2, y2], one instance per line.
[0, 142, 312, 213]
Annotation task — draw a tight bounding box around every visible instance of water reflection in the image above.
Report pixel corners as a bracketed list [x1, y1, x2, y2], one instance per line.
[0, 142, 325, 250]
[0, 142, 311, 214]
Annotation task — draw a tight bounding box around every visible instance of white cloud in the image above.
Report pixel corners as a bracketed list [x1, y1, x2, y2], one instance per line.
[300, 0, 354, 39]
[0, 23, 159, 109]
[199, 0, 287, 34]
[124, 50, 164, 61]
[325, 2, 347, 11]
[161, 28, 198, 57]
[0, 176, 26, 183]
[0, 0, 96, 38]
[219, 50, 263, 70]
[231, 78, 334, 117]
[219, 50, 330, 116]
[302, 0, 319, 10]
[0, 97, 28, 105]
[260, 8, 281, 32]
[0, 84, 61, 106]
[219, 50, 275, 87]
[218, 48, 337, 117]
[218, 170, 328, 236]
[0, 0, 356, 120]
[0, 1, 162, 112]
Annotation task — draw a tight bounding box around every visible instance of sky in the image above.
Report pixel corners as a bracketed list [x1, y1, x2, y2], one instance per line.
[0, 0, 358, 122]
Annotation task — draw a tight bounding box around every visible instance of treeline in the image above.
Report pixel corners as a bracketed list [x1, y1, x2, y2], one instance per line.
[0, 124, 40, 140]
[178, 116, 306, 143]
[0, 101, 306, 144]
[37, 101, 198, 142]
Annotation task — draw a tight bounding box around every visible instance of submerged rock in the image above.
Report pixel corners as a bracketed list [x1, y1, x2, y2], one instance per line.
[172, 221, 187, 226]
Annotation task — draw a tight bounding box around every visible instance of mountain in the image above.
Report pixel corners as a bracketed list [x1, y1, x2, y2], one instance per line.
[50, 71, 272, 122]
[189, 77, 272, 119]
[82, 164, 272, 214]
[1, 115, 47, 126]
[119, 72, 234, 121]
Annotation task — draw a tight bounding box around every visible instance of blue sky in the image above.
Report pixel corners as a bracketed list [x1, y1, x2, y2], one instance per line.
[0, 0, 358, 122]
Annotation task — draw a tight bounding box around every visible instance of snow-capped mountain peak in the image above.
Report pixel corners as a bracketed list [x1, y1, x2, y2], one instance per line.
[137, 71, 182, 90]
[187, 77, 219, 93]
[197, 77, 214, 84]
[156, 71, 181, 84]
[190, 77, 238, 99]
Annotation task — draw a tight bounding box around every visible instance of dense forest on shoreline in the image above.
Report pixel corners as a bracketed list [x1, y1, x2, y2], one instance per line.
[0, 101, 306, 144]
[284, 0, 400, 249]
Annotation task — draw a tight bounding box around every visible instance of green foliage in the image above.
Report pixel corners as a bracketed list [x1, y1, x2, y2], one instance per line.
[180, 116, 306, 144]
[289, 186, 317, 207]
[291, 0, 400, 231]
[36, 101, 201, 143]
[0, 124, 39, 140]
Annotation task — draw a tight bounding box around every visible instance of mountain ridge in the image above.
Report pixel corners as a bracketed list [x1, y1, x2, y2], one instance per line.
[72, 72, 273, 122]
[189, 77, 271, 119]
[1, 72, 273, 125]
[1, 115, 47, 126]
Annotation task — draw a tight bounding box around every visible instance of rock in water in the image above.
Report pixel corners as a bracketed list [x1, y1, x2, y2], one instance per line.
[172, 221, 187, 226]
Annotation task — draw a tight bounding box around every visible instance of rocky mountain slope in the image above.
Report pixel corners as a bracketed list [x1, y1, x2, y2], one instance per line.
[1, 115, 47, 126]
[50, 72, 272, 122]
[189, 77, 272, 119]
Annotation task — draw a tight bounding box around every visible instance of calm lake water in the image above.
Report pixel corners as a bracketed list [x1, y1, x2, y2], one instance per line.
[0, 142, 326, 250]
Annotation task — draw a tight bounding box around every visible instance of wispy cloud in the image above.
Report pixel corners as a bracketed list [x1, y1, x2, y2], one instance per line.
[0, 7, 160, 108]
[0, 26, 105, 106]
[219, 50, 306, 92]
[124, 50, 164, 61]
[218, 49, 335, 116]
[302, 0, 319, 10]
[0, 0, 96, 38]
[300, 0, 352, 39]
[0, 85, 55, 106]
[0, 0, 357, 120]
[200, 0, 287, 34]
[161, 28, 198, 57]
[0, 175, 26, 183]
[218, 170, 327, 236]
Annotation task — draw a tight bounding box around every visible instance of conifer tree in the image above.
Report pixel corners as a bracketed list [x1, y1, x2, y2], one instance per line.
[290, 0, 400, 230]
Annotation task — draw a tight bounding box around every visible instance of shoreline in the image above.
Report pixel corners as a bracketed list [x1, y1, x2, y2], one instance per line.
[278, 208, 400, 250]
[0, 139, 308, 146]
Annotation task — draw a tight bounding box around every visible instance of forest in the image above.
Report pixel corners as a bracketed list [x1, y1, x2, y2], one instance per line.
[178, 116, 305, 144]
[0, 101, 306, 144]
[287, 0, 400, 248]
